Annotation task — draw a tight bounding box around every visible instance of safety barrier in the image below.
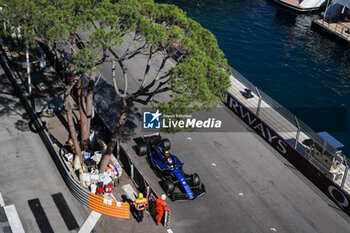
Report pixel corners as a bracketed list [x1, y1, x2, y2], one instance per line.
[19, 38, 171, 225]
[1, 40, 170, 222]
[89, 194, 130, 219]
[91, 101, 170, 226]
[0, 47, 130, 219]
[226, 68, 350, 216]
[91, 116, 162, 198]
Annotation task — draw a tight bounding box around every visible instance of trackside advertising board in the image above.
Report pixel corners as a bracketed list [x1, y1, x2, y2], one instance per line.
[225, 92, 350, 215]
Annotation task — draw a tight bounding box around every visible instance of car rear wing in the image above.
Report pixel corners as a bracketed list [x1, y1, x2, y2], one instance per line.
[142, 133, 162, 144]
[143, 132, 160, 138]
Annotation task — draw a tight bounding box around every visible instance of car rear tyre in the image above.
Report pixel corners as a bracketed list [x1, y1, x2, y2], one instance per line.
[136, 143, 148, 156]
[161, 139, 171, 150]
[164, 179, 175, 193]
[191, 173, 201, 187]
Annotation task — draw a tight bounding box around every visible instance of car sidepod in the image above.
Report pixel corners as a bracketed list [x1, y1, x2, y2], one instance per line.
[171, 168, 194, 199]
[170, 168, 206, 200]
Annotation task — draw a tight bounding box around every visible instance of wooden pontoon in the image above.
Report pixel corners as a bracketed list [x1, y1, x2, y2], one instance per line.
[312, 0, 350, 42]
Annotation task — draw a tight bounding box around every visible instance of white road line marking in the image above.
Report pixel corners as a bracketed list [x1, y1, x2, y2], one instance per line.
[0, 193, 5, 207]
[78, 211, 102, 233]
[167, 229, 174, 233]
[4, 204, 25, 233]
[122, 184, 137, 201]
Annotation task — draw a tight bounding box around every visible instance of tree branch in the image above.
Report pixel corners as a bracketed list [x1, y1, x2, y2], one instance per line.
[120, 33, 138, 58]
[122, 42, 148, 60]
[111, 60, 127, 98]
[63, 76, 80, 108]
[155, 54, 170, 81]
[140, 46, 153, 88]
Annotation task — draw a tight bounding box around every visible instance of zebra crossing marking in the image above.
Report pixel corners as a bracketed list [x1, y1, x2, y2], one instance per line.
[0, 193, 5, 207]
[28, 198, 54, 233]
[4, 205, 25, 233]
[52, 192, 79, 230]
[78, 211, 101, 233]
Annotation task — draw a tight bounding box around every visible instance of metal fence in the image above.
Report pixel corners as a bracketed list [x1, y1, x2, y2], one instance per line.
[93, 113, 170, 226]
[231, 66, 339, 151]
[92, 114, 156, 197]
[229, 65, 349, 188]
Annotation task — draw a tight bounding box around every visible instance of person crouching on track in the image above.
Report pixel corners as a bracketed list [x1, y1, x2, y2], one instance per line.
[155, 194, 169, 225]
[134, 193, 148, 222]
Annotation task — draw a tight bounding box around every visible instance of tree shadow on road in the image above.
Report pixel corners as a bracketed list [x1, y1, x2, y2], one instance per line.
[93, 77, 142, 143]
[0, 74, 32, 132]
[120, 105, 142, 142]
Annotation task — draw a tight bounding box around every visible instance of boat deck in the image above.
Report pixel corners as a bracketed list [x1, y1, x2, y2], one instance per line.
[228, 72, 350, 194]
[278, 0, 301, 8]
[314, 19, 350, 42]
[273, 0, 322, 11]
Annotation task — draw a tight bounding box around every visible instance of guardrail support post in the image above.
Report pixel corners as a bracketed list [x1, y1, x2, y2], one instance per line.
[116, 139, 120, 161]
[294, 116, 300, 150]
[26, 45, 31, 96]
[255, 87, 262, 117]
[341, 159, 348, 189]
[131, 163, 134, 180]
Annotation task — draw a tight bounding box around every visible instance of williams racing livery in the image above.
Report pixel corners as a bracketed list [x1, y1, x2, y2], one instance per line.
[136, 133, 205, 201]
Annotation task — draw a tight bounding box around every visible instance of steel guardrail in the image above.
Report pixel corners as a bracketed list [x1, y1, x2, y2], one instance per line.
[0, 46, 130, 219]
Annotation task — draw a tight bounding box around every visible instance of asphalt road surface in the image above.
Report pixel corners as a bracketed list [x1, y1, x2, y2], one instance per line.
[77, 31, 350, 232]
[0, 67, 88, 233]
[121, 105, 350, 233]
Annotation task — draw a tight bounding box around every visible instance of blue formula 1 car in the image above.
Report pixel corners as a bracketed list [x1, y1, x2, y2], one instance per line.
[136, 133, 205, 201]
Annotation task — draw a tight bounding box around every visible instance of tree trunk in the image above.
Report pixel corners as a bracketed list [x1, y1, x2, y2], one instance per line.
[66, 100, 82, 163]
[99, 97, 129, 172]
[83, 71, 96, 149]
[77, 78, 89, 151]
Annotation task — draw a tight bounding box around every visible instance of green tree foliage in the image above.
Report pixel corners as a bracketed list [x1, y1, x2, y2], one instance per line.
[0, 0, 40, 45]
[97, 0, 231, 170]
[0, 0, 231, 172]
[111, 0, 231, 115]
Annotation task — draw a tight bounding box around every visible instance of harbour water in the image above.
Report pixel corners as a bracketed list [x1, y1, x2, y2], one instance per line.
[156, 0, 350, 157]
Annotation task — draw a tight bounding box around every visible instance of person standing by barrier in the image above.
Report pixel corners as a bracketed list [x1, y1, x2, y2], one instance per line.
[155, 194, 169, 225]
[134, 193, 148, 222]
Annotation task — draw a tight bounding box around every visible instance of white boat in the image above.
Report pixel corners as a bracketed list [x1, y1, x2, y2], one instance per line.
[272, 0, 329, 12]
[312, 0, 350, 42]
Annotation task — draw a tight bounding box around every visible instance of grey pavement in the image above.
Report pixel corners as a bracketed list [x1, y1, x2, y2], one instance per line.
[0, 67, 87, 233]
[120, 103, 350, 233]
